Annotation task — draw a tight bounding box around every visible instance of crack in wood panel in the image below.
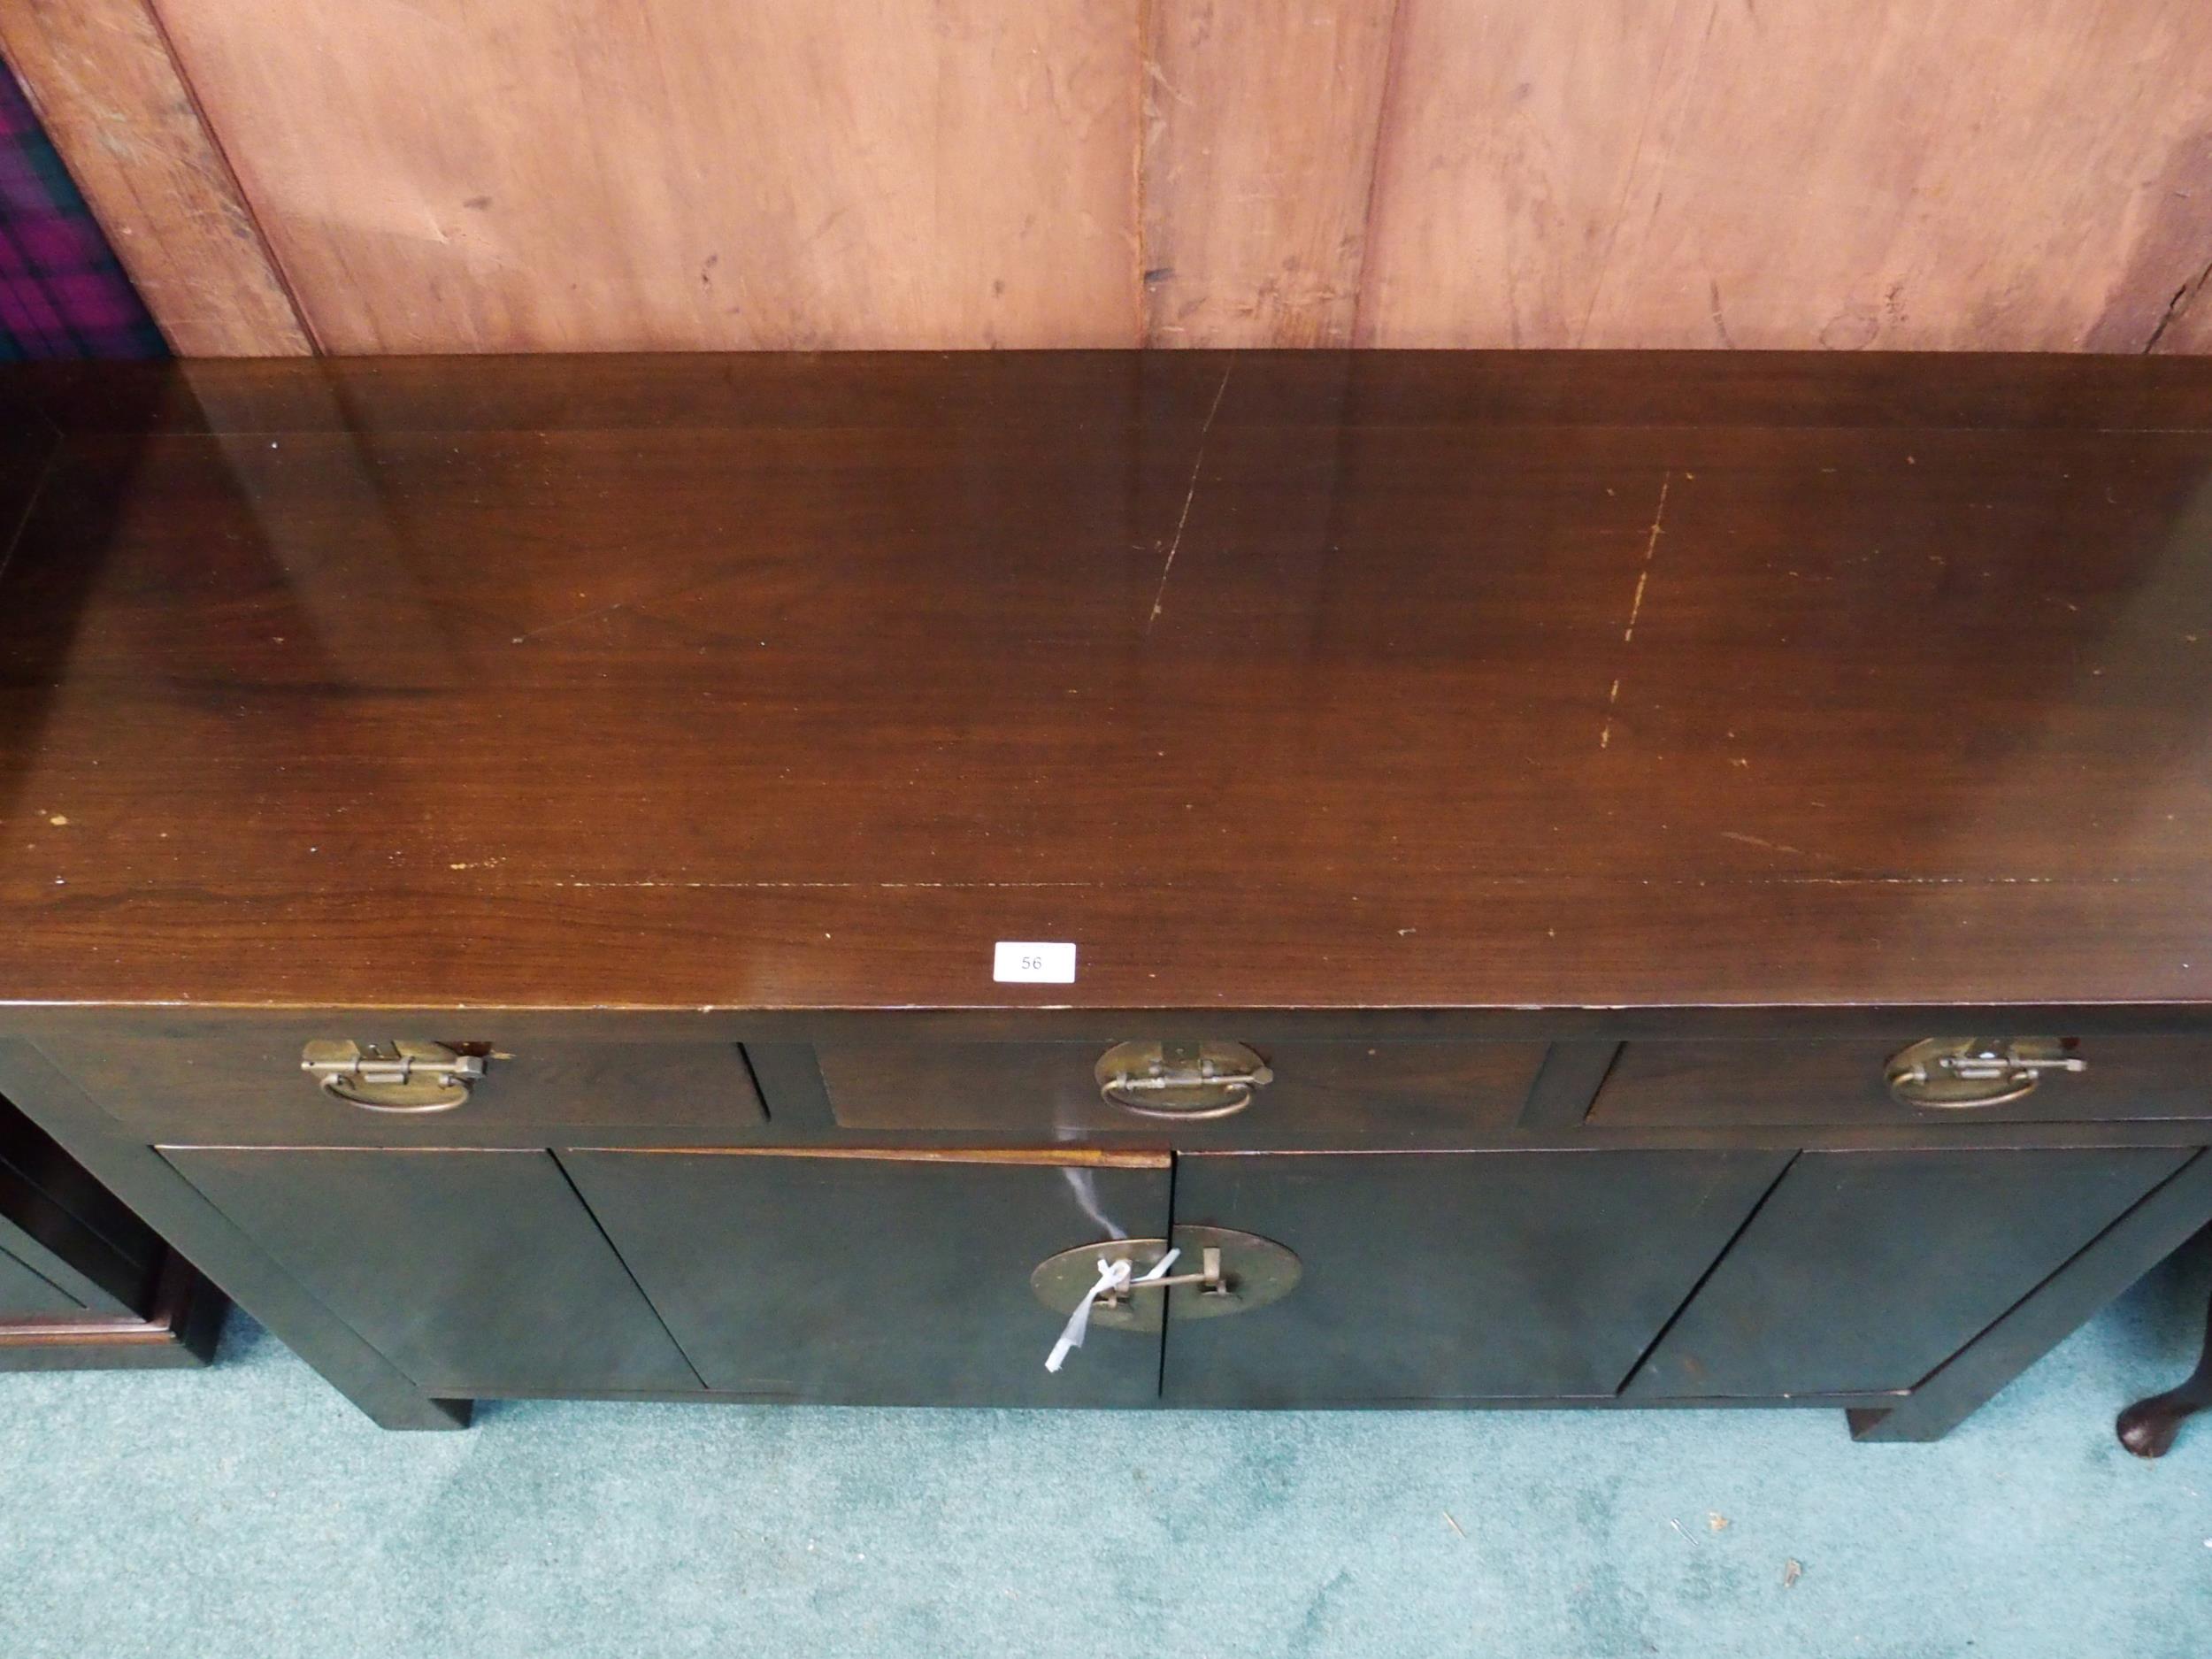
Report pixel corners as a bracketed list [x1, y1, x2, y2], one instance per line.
[2142, 255, 2212, 356]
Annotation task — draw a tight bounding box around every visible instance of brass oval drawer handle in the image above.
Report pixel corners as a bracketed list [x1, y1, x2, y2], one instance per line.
[1094, 1040, 1273, 1120]
[301, 1041, 485, 1113]
[1886, 1037, 2085, 1110]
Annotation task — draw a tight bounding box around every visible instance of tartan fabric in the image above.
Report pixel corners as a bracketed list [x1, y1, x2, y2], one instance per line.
[0, 61, 166, 360]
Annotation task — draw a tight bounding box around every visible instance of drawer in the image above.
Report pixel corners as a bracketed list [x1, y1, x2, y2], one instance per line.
[1587, 1037, 2212, 1128]
[43, 1030, 766, 1144]
[811, 1040, 1548, 1139]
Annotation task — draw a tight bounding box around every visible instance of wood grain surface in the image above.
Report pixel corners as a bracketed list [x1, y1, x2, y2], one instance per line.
[15, 2, 2211, 353]
[0, 0, 310, 356]
[1356, 1, 2212, 353]
[148, 0, 1140, 353]
[1139, 0, 1397, 348]
[3, 349, 2212, 1014]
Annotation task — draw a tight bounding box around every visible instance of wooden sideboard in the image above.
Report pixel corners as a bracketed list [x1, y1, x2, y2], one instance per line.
[4, 350, 2212, 1438]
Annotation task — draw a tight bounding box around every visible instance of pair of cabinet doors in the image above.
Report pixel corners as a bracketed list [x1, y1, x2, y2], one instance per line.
[165, 1143, 2185, 1408]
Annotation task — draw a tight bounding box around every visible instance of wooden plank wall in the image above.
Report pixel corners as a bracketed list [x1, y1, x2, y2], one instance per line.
[0, 0, 310, 355]
[13, 0, 2212, 357]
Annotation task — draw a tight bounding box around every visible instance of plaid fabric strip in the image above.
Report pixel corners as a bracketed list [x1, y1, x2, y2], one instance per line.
[0, 60, 166, 360]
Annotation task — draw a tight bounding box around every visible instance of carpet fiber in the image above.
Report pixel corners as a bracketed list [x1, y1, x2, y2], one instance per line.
[4, 1239, 2209, 1659]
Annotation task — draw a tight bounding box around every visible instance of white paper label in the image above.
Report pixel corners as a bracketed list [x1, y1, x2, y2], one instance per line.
[994, 941, 1077, 984]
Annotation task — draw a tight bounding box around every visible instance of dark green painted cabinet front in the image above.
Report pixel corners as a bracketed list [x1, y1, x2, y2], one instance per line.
[562, 1151, 1173, 1407]
[1629, 1148, 2191, 1399]
[165, 1148, 700, 1396]
[1161, 1150, 1790, 1405]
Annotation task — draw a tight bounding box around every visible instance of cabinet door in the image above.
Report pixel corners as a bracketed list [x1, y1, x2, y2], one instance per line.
[1628, 1148, 2191, 1398]
[165, 1148, 700, 1394]
[562, 1150, 1172, 1405]
[1163, 1150, 1789, 1405]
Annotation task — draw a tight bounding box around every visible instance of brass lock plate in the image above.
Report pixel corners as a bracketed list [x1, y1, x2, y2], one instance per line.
[1885, 1036, 2084, 1110]
[1094, 1040, 1274, 1119]
[301, 1040, 485, 1112]
[1029, 1225, 1301, 1331]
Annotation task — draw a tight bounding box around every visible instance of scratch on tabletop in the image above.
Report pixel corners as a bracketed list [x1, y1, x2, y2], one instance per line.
[1600, 471, 1673, 749]
[1147, 360, 1236, 634]
[1719, 830, 1805, 856]
[511, 601, 632, 644]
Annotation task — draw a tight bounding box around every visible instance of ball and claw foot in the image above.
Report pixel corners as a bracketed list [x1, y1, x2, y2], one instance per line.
[2116, 1284, 2212, 1460]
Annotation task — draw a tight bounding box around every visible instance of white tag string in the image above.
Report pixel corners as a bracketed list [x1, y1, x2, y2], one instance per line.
[1044, 1258, 1125, 1374]
[1044, 1248, 1179, 1374]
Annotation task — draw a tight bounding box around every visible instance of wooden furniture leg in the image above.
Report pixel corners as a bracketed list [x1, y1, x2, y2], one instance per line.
[2117, 1263, 2212, 1459]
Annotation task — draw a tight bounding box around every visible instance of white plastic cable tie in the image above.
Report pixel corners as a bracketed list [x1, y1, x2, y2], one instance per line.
[1044, 1247, 1179, 1373]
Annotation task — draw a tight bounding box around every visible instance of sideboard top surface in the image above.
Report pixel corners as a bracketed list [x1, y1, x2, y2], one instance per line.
[1, 349, 2209, 1018]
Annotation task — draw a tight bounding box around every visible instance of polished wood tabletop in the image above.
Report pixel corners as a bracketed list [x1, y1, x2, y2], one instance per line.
[2, 350, 2210, 1018]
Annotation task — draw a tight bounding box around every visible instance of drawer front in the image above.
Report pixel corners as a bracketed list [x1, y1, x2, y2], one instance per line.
[812, 1040, 1548, 1140]
[1587, 1037, 2212, 1128]
[47, 1031, 766, 1143]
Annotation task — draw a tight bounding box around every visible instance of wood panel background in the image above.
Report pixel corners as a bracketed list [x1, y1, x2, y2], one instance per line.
[12, 0, 2212, 356]
[0, 0, 310, 355]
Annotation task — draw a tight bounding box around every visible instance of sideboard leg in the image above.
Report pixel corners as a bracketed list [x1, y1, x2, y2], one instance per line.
[387, 1396, 475, 1432]
[1854, 1151, 2212, 1443]
[2116, 1272, 2212, 1459]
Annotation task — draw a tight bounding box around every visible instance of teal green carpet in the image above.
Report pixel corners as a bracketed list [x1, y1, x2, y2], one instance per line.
[4, 1241, 2209, 1659]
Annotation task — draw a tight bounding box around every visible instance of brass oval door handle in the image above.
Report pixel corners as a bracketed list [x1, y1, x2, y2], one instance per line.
[1094, 1040, 1273, 1120]
[1885, 1037, 2085, 1110]
[301, 1041, 485, 1113]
